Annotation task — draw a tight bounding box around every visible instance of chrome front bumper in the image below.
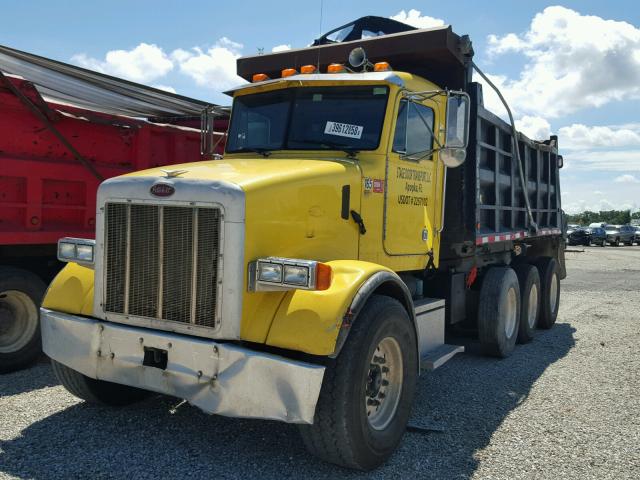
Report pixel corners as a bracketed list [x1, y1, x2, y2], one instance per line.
[41, 308, 325, 424]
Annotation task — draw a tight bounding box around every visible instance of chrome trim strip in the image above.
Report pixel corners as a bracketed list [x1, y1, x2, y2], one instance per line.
[190, 208, 198, 324]
[157, 206, 164, 318]
[123, 203, 131, 315]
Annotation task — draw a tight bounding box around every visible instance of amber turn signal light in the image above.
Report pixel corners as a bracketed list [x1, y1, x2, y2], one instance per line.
[315, 263, 332, 291]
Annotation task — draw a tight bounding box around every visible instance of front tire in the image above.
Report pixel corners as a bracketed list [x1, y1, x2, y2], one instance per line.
[0, 267, 46, 373]
[299, 295, 418, 471]
[478, 267, 521, 358]
[535, 257, 560, 329]
[51, 360, 150, 406]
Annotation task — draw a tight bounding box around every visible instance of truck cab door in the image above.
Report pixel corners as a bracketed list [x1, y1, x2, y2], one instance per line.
[383, 97, 439, 255]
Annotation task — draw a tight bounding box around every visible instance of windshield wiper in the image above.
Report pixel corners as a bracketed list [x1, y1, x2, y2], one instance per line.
[293, 139, 360, 158]
[232, 147, 273, 157]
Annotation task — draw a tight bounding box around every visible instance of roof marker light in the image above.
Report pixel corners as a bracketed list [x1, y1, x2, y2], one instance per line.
[373, 62, 392, 72]
[327, 63, 346, 73]
[252, 73, 269, 82]
[300, 65, 317, 74]
[281, 68, 298, 78]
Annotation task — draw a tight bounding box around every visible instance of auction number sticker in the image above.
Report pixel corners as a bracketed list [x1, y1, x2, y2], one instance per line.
[324, 121, 363, 139]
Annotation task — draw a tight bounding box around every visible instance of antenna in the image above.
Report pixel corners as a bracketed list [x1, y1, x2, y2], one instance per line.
[317, 0, 324, 70]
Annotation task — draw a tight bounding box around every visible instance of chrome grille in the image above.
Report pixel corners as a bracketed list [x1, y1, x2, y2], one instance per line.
[104, 203, 221, 328]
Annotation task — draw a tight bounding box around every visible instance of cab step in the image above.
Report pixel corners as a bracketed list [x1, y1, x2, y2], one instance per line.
[414, 297, 464, 371]
[421, 344, 465, 370]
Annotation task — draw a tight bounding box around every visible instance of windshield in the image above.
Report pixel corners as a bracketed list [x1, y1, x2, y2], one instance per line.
[226, 86, 389, 153]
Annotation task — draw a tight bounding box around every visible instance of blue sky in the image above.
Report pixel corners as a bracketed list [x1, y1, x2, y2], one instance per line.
[2, 1, 639, 213]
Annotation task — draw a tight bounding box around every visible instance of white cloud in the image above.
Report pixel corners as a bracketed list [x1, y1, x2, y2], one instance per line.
[152, 84, 176, 94]
[272, 44, 291, 52]
[563, 198, 617, 214]
[484, 6, 640, 118]
[170, 48, 192, 63]
[614, 174, 639, 183]
[515, 115, 551, 140]
[172, 38, 245, 90]
[72, 43, 173, 83]
[558, 123, 640, 150]
[390, 9, 445, 29]
[594, 190, 604, 195]
[217, 37, 243, 52]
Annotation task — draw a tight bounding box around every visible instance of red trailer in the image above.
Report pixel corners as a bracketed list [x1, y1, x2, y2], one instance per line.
[0, 46, 229, 372]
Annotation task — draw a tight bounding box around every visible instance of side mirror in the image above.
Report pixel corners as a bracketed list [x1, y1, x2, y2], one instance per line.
[440, 147, 467, 168]
[443, 92, 470, 168]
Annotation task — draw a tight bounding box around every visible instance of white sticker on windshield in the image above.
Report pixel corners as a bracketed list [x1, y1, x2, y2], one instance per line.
[324, 121, 363, 139]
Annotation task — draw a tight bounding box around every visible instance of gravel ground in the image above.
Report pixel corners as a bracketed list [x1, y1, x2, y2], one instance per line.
[1, 247, 639, 479]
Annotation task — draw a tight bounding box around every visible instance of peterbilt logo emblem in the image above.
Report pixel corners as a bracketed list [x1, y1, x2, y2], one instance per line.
[150, 183, 175, 197]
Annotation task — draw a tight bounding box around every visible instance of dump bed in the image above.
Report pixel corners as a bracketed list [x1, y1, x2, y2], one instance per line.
[0, 75, 227, 245]
[440, 83, 562, 263]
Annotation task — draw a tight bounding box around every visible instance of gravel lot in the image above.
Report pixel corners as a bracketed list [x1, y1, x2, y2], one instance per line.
[1, 247, 639, 479]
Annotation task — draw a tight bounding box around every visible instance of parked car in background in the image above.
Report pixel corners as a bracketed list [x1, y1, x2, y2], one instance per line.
[589, 222, 607, 229]
[568, 227, 592, 246]
[605, 225, 635, 246]
[567, 223, 580, 235]
[621, 225, 636, 246]
[589, 227, 607, 246]
[634, 226, 640, 245]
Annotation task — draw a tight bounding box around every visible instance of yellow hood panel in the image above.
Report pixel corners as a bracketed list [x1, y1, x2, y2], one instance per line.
[124, 157, 358, 192]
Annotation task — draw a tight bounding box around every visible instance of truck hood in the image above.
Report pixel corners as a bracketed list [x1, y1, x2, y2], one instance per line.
[123, 157, 360, 193]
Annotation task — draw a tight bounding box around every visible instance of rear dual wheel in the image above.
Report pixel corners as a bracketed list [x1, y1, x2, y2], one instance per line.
[513, 264, 541, 343]
[478, 257, 560, 355]
[0, 268, 46, 373]
[535, 257, 560, 329]
[478, 267, 521, 358]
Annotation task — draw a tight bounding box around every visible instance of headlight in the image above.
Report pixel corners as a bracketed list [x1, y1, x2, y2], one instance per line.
[249, 257, 331, 291]
[57, 237, 95, 266]
[257, 262, 283, 283]
[58, 241, 76, 260]
[76, 244, 95, 262]
[283, 265, 309, 285]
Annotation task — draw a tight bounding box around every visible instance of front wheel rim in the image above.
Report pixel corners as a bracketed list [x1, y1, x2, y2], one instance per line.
[0, 290, 39, 353]
[365, 337, 403, 431]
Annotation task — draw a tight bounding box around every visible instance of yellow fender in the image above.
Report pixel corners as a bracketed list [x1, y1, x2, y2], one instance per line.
[42, 263, 94, 316]
[265, 260, 417, 357]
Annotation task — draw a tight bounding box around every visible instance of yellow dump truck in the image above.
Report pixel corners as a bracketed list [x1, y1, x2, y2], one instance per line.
[40, 17, 565, 470]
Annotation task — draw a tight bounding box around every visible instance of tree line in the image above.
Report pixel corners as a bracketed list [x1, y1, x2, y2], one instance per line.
[566, 210, 640, 226]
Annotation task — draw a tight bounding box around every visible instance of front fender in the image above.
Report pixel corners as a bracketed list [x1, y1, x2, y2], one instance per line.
[265, 260, 397, 356]
[42, 263, 94, 316]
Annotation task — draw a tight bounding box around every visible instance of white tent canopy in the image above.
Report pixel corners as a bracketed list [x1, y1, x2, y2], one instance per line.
[0, 44, 227, 118]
